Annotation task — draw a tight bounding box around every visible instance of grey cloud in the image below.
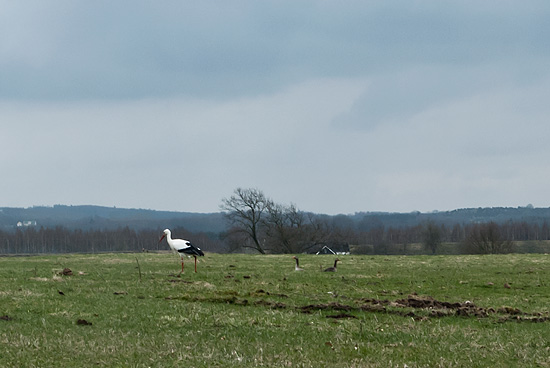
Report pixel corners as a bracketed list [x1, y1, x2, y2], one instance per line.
[3, 1, 550, 214]
[2, 2, 550, 101]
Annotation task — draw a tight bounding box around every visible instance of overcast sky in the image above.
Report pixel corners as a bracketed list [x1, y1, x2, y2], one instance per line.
[2, 1, 550, 215]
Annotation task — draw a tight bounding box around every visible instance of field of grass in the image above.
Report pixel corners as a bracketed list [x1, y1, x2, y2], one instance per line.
[2, 252, 550, 367]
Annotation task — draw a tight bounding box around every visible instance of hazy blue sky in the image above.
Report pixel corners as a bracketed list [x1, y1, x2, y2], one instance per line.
[2, 1, 550, 214]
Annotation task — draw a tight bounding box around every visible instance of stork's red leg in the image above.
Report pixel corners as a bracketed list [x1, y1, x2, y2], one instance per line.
[181, 258, 184, 272]
[194, 256, 197, 273]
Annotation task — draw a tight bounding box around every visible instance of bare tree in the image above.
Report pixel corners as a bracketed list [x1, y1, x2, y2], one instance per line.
[220, 188, 272, 254]
[298, 212, 333, 253]
[220, 188, 333, 254]
[263, 202, 293, 253]
[423, 221, 442, 254]
[463, 222, 513, 254]
[264, 203, 312, 253]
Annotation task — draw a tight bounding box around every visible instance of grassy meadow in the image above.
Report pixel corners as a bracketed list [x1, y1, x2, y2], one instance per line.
[2, 252, 550, 367]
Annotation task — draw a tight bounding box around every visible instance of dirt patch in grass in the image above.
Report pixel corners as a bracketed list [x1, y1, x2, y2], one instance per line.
[250, 289, 288, 298]
[357, 294, 488, 319]
[326, 313, 357, 319]
[161, 287, 550, 323]
[357, 293, 550, 322]
[76, 319, 92, 326]
[254, 300, 287, 309]
[58, 268, 73, 276]
[300, 302, 354, 313]
[294, 293, 550, 322]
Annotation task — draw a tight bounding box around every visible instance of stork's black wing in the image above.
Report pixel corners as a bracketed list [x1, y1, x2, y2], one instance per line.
[178, 241, 204, 257]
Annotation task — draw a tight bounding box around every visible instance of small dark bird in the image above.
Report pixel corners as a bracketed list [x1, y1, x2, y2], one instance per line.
[292, 256, 304, 271]
[323, 259, 340, 272]
[58, 290, 65, 296]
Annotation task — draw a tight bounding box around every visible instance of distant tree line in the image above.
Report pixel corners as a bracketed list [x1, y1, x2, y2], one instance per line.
[350, 221, 516, 255]
[1, 217, 548, 255]
[3, 189, 550, 255]
[220, 188, 550, 255]
[0, 226, 224, 255]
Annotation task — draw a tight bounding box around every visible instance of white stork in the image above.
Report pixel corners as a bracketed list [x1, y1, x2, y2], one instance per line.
[159, 229, 204, 273]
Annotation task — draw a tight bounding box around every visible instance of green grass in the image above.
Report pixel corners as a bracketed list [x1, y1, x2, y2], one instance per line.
[2, 253, 550, 367]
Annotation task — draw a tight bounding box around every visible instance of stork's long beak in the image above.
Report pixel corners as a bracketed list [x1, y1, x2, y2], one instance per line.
[159, 234, 166, 243]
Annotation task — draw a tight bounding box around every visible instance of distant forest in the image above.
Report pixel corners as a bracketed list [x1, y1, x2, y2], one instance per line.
[0, 205, 226, 233]
[2, 205, 550, 255]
